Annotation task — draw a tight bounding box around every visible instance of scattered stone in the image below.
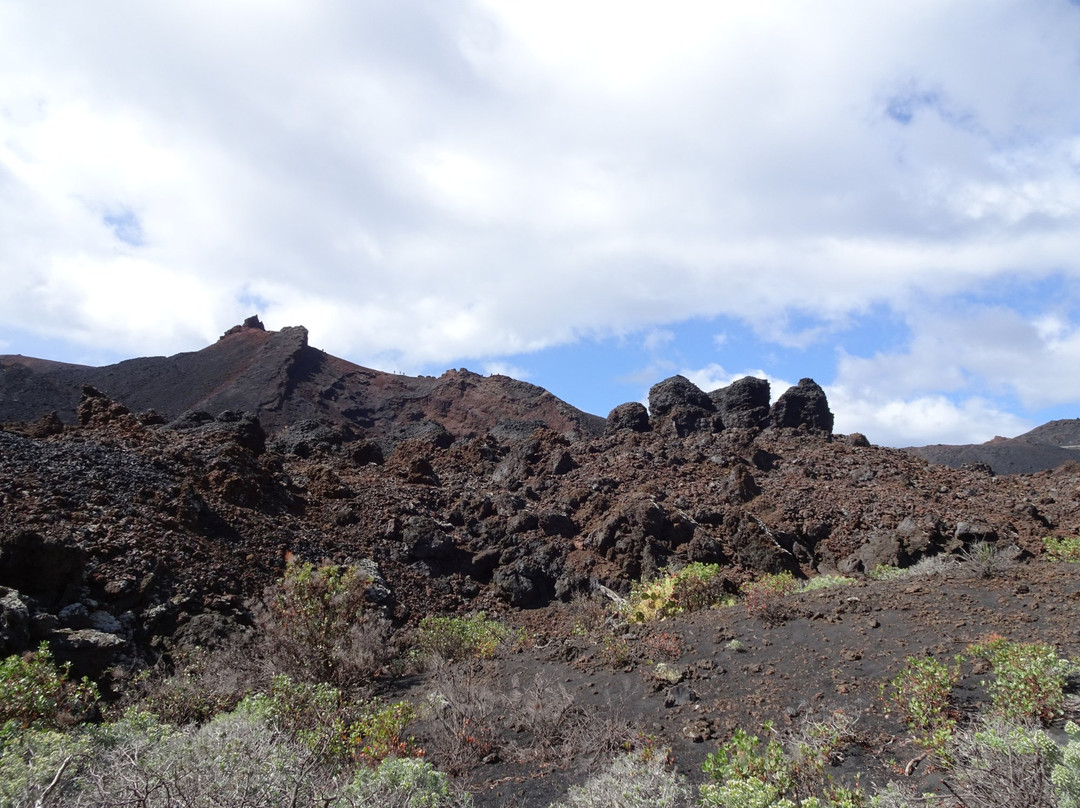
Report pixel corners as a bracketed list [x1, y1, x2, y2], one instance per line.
[655, 663, 684, 684]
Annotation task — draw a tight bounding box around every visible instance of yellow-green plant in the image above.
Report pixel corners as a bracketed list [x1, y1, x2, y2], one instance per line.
[881, 655, 961, 756]
[413, 614, 511, 663]
[1044, 535, 1080, 562]
[626, 563, 734, 623]
[242, 674, 418, 765]
[700, 721, 868, 807]
[798, 575, 855, 593]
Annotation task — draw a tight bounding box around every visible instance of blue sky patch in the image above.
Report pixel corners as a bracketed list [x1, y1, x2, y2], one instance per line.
[103, 210, 144, 247]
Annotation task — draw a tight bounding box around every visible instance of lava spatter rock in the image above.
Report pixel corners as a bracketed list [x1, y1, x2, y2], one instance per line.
[648, 376, 721, 437]
[769, 378, 834, 435]
[605, 402, 650, 434]
[710, 377, 771, 431]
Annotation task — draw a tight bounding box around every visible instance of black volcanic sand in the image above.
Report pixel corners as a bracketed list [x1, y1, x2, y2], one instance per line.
[406, 560, 1080, 807]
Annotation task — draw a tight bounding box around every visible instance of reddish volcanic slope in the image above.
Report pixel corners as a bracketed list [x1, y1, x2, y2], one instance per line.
[0, 318, 605, 444]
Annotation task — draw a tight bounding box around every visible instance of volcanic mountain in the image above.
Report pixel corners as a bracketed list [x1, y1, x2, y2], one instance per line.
[0, 317, 604, 446]
[906, 419, 1080, 475]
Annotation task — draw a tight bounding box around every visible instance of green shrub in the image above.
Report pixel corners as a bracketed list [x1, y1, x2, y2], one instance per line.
[699, 721, 868, 807]
[626, 563, 734, 623]
[798, 575, 855, 593]
[967, 636, 1074, 723]
[0, 722, 91, 807]
[868, 564, 906, 581]
[1053, 721, 1080, 807]
[2, 705, 464, 808]
[869, 556, 955, 581]
[1044, 535, 1080, 562]
[242, 674, 418, 765]
[413, 614, 511, 663]
[0, 642, 99, 728]
[81, 707, 339, 807]
[881, 655, 960, 756]
[702, 723, 794, 799]
[261, 559, 391, 688]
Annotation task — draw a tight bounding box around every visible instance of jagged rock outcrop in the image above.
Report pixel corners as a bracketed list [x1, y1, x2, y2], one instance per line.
[0, 531, 86, 608]
[769, 378, 834, 435]
[648, 376, 721, 437]
[710, 377, 771, 430]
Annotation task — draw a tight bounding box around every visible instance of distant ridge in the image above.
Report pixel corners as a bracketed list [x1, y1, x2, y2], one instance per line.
[0, 317, 605, 445]
[905, 418, 1080, 475]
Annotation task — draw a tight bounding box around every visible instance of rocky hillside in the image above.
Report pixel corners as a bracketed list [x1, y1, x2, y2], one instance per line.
[2, 368, 1077, 686]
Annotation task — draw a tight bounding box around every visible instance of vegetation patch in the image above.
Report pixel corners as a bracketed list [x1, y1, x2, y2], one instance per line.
[881, 654, 961, 757]
[741, 570, 799, 624]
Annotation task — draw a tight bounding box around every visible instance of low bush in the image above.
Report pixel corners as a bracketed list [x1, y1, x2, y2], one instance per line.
[121, 642, 263, 726]
[967, 636, 1074, 724]
[0, 642, 99, 729]
[340, 756, 473, 807]
[741, 571, 799, 625]
[1053, 721, 1080, 807]
[1044, 535, 1080, 563]
[944, 718, 1059, 808]
[789, 710, 860, 795]
[506, 672, 632, 767]
[960, 541, 1014, 579]
[0, 722, 91, 807]
[869, 555, 955, 582]
[243, 674, 419, 765]
[549, 749, 692, 808]
[699, 721, 868, 807]
[412, 614, 511, 664]
[798, 575, 855, 593]
[420, 662, 502, 775]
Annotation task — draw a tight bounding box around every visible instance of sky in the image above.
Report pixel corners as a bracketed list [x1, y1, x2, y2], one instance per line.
[3, 1, 1080, 447]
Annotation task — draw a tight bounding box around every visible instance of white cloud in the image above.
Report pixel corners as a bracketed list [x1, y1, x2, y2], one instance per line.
[642, 328, 675, 353]
[2, 1, 1080, 444]
[828, 386, 1032, 448]
[483, 361, 530, 379]
[835, 303, 1080, 412]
